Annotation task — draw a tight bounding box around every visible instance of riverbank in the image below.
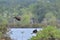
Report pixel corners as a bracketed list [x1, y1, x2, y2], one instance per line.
[0, 23, 60, 28]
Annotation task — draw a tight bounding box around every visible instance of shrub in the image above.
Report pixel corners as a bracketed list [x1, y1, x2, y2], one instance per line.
[30, 26, 60, 40]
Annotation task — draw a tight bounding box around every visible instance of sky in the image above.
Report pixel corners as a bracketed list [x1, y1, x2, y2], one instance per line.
[10, 28, 42, 40]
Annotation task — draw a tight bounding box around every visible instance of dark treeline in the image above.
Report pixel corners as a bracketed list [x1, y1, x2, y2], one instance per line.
[0, 0, 60, 27]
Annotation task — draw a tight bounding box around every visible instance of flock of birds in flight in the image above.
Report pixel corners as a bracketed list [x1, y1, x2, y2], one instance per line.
[14, 16, 38, 34]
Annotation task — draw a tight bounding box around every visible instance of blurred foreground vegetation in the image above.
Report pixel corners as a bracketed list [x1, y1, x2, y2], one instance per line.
[30, 26, 60, 40]
[0, 25, 12, 40]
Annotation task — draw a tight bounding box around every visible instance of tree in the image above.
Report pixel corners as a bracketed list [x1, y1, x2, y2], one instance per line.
[42, 12, 57, 26]
[20, 8, 33, 25]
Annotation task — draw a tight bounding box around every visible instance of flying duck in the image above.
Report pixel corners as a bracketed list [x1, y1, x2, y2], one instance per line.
[14, 16, 21, 21]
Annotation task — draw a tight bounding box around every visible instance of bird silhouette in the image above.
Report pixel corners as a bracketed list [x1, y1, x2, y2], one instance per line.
[14, 16, 21, 21]
[31, 29, 38, 34]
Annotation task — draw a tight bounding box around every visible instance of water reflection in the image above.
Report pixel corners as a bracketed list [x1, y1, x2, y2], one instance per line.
[10, 28, 42, 40]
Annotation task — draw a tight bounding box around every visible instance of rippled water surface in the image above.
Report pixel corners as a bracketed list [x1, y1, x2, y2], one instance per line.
[10, 28, 42, 40]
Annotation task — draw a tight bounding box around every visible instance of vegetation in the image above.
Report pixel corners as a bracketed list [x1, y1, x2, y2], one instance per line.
[30, 26, 60, 40]
[0, 25, 12, 40]
[0, 0, 60, 27]
[0, 0, 60, 40]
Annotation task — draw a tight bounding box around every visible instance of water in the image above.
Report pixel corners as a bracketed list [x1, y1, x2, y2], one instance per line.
[10, 28, 42, 40]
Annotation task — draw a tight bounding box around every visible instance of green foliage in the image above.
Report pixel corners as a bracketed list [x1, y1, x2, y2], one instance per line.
[0, 0, 60, 27]
[30, 26, 60, 40]
[0, 25, 12, 40]
[0, 25, 7, 38]
[20, 8, 32, 25]
[45, 12, 57, 26]
[0, 15, 8, 25]
[21, 13, 30, 25]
